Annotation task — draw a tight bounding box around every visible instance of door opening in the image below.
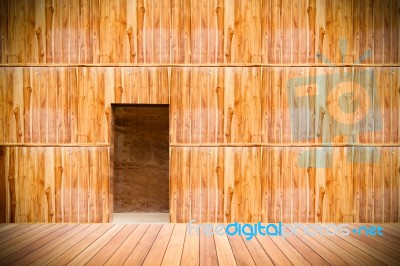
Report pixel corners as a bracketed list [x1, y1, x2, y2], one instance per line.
[111, 104, 169, 223]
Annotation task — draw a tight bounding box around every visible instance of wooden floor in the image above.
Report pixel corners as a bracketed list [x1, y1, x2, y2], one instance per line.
[0, 223, 399, 265]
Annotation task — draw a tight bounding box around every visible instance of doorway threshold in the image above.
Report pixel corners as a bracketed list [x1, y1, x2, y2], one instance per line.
[112, 213, 170, 224]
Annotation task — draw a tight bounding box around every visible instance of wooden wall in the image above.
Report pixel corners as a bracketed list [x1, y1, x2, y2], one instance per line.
[0, 146, 109, 223]
[0, 0, 399, 64]
[0, 0, 399, 223]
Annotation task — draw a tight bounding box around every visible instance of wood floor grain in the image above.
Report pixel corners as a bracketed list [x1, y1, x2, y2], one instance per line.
[0, 223, 398, 265]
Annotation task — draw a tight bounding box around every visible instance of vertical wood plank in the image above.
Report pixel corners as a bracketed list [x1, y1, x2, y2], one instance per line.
[170, 147, 178, 223]
[200, 0, 209, 63]
[374, 0, 384, 64]
[208, 67, 217, 143]
[392, 147, 399, 222]
[62, 147, 71, 222]
[200, 67, 209, 143]
[281, 0, 291, 63]
[201, 147, 209, 221]
[0, 147, 6, 222]
[233, 0, 242, 63]
[119, 0, 128, 63]
[5, 68, 14, 143]
[373, 147, 383, 222]
[208, 0, 217, 63]
[69, 0, 79, 62]
[0, 1, 8, 63]
[0, 68, 4, 143]
[216, 147, 224, 222]
[160, 0, 171, 63]
[383, 148, 391, 222]
[171, 0, 182, 63]
[54, 148, 63, 222]
[391, 0, 399, 63]
[183, 148, 194, 222]
[190, 147, 201, 222]
[70, 148, 78, 222]
[44, 147, 55, 223]
[208, 147, 217, 222]
[88, 148, 98, 222]
[190, 1, 202, 63]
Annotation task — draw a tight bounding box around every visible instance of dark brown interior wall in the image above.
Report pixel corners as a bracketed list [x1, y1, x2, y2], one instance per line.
[113, 105, 169, 213]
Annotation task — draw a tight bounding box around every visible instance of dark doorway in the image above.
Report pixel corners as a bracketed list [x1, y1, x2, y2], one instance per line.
[112, 104, 169, 215]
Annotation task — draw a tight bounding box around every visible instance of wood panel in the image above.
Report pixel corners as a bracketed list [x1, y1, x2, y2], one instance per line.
[1, 66, 398, 145]
[0, 67, 400, 144]
[176, 65, 400, 145]
[0, 0, 399, 64]
[0, 147, 109, 223]
[0, 147, 5, 222]
[0, 67, 169, 144]
[0, 65, 399, 223]
[170, 146, 400, 223]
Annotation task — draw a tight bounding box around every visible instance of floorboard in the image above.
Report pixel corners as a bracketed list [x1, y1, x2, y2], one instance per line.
[0, 224, 62, 260]
[227, 234, 256, 266]
[181, 224, 199, 266]
[161, 223, 187, 266]
[0, 223, 42, 244]
[32, 223, 103, 265]
[143, 224, 175, 266]
[255, 233, 292, 265]
[105, 224, 149, 265]
[293, 226, 347, 265]
[0, 223, 31, 238]
[284, 229, 329, 265]
[0, 224, 77, 265]
[67, 224, 125, 265]
[268, 233, 311, 265]
[348, 225, 400, 261]
[47, 224, 113, 265]
[199, 227, 218, 266]
[13, 224, 91, 266]
[124, 224, 163, 265]
[214, 228, 237, 265]
[0, 223, 397, 265]
[383, 223, 400, 233]
[86, 224, 138, 265]
[0, 223, 18, 233]
[337, 233, 399, 265]
[241, 234, 274, 265]
[360, 224, 400, 245]
[304, 226, 366, 265]
[317, 229, 386, 265]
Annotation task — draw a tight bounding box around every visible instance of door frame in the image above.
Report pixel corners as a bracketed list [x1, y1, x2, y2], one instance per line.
[109, 103, 170, 222]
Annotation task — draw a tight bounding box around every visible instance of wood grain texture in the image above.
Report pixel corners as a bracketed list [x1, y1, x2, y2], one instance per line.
[0, 223, 398, 266]
[0, 66, 398, 145]
[170, 147, 400, 223]
[0, 147, 109, 223]
[0, 65, 399, 223]
[0, 0, 399, 224]
[0, 0, 398, 64]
